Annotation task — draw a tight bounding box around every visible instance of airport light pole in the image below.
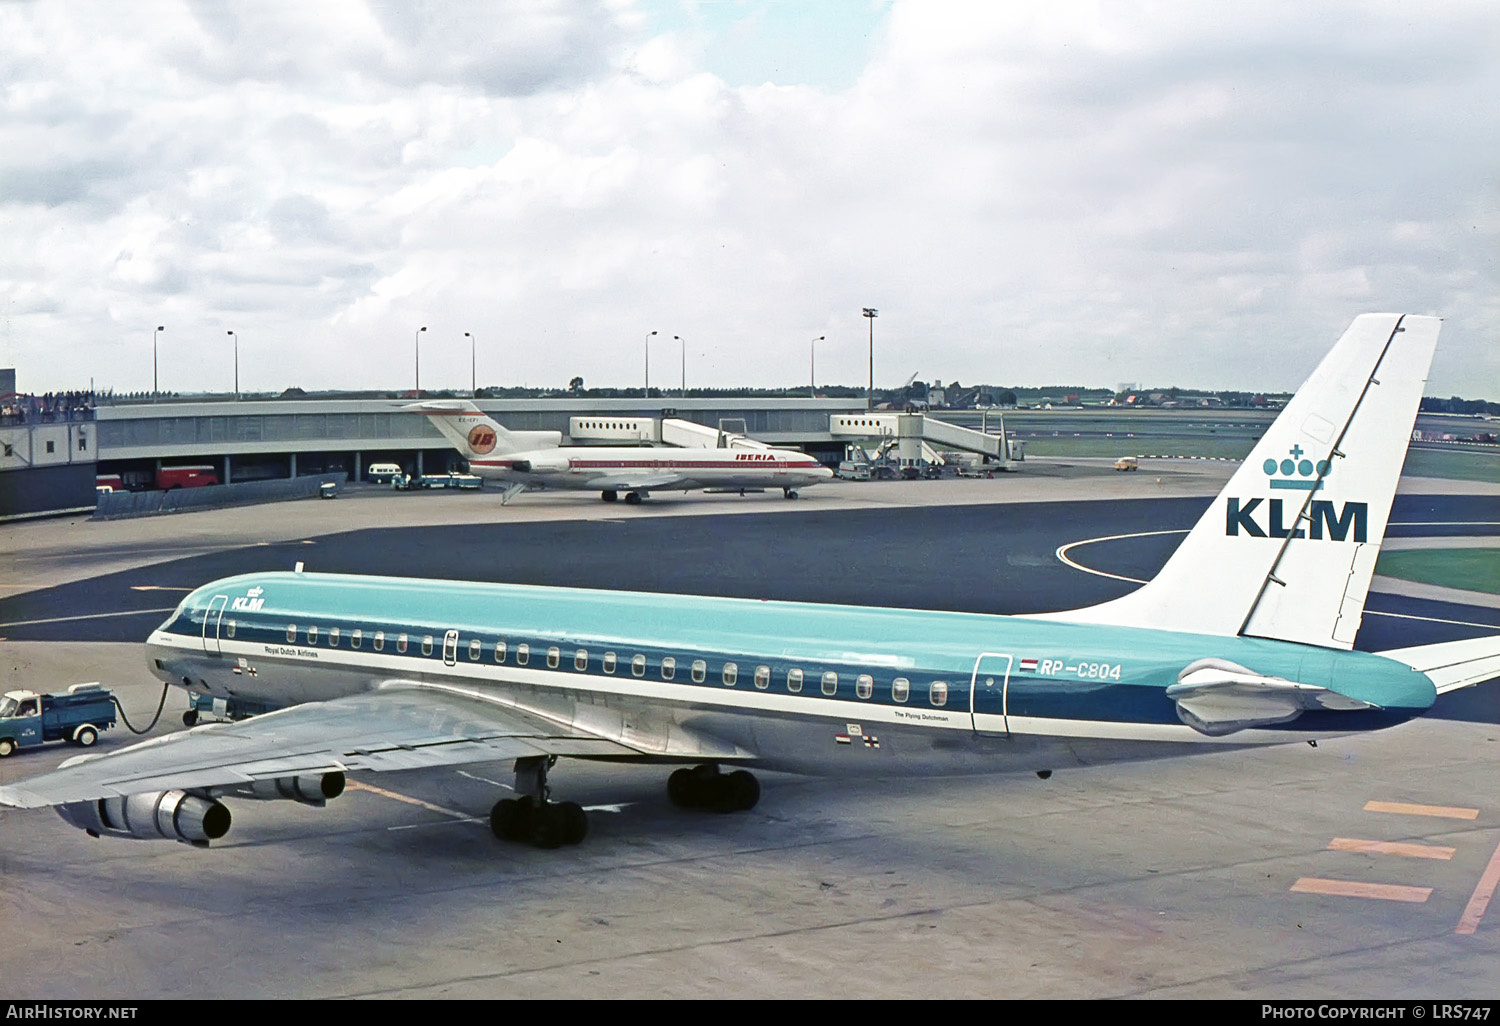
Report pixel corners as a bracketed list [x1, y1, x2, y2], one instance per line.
[226, 331, 238, 400]
[810, 335, 824, 398]
[644, 330, 657, 397]
[674, 335, 685, 397]
[414, 326, 426, 395]
[153, 325, 164, 397]
[465, 332, 475, 395]
[862, 308, 878, 410]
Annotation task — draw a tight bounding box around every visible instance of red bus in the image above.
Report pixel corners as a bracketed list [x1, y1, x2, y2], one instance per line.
[156, 466, 219, 490]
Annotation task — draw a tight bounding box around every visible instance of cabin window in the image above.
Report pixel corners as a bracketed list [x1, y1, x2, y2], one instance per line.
[661, 657, 676, 681]
[516, 643, 530, 666]
[374, 631, 385, 652]
[306, 626, 318, 644]
[603, 652, 617, 674]
[930, 681, 948, 707]
[892, 677, 910, 703]
[329, 627, 340, 646]
[351, 629, 362, 649]
[421, 635, 433, 656]
[754, 665, 770, 689]
[397, 634, 408, 654]
[691, 659, 707, 683]
[547, 647, 561, 669]
[787, 668, 803, 693]
[575, 649, 588, 671]
[469, 639, 482, 661]
[856, 674, 873, 699]
[225, 619, 236, 639]
[631, 654, 646, 677]
[722, 662, 738, 686]
[493, 641, 506, 663]
[821, 671, 838, 696]
[286, 624, 296, 642]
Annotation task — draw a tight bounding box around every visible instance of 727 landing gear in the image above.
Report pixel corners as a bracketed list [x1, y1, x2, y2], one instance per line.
[490, 755, 587, 849]
[782, 488, 799, 499]
[624, 491, 645, 505]
[601, 490, 618, 502]
[667, 764, 760, 813]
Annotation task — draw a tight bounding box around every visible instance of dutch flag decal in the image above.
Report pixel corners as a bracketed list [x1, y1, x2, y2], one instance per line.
[1019, 657, 1038, 672]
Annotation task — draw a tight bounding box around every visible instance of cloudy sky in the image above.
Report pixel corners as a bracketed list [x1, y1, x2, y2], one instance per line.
[2, 0, 1496, 398]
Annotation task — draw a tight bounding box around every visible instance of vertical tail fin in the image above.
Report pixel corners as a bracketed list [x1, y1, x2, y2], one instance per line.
[402, 401, 562, 458]
[1052, 313, 1442, 649]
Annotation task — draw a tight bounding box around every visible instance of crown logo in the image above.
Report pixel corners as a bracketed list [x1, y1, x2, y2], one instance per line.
[1263, 445, 1329, 490]
[247, 586, 264, 597]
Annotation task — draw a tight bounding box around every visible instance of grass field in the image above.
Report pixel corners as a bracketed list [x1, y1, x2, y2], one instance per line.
[1374, 549, 1500, 595]
[1015, 436, 1498, 482]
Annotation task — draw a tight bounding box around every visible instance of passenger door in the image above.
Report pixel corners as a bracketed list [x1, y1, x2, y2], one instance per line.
[970, 653, 1012, 736]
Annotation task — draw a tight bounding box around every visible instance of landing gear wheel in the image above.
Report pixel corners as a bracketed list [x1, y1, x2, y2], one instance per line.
[668, 768, 696, 807]
[0, 738, 14, 758]
[558, 801, 588, 845]
[182, 710, 199, 727]
[73, 725, 98, 747]
[726, 770, 760, 811]
[529, 803, 566, 850]
[490, 797, 531, 842]
[783, 488, 799, 499]
[624, 492, 643, 505]
[602, 490, 618, 502]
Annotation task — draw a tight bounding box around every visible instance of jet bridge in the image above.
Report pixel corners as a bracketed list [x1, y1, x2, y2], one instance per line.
[569, 416, 775, 450]
[829, 413, 1014, 471]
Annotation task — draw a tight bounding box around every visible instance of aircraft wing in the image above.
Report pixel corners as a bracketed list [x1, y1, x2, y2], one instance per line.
[0, 681, 747, 809]
[586, 473, 690, 491]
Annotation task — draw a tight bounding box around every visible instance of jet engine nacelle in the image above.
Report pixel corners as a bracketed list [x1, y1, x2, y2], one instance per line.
[218, 772, 346, 806]
[57, 790, 232, 847]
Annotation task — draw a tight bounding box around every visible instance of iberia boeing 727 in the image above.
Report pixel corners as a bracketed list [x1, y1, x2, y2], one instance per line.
[2, 313, 1496, 851]
[408, 400, 832, 503]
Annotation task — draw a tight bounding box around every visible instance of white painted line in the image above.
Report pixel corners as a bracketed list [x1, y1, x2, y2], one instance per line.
[0, 607, 176, 629]
[1055, 529, 1186, 583]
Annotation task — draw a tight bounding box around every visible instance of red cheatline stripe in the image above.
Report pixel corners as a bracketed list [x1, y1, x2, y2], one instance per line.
[1456, 840, 1500, 935]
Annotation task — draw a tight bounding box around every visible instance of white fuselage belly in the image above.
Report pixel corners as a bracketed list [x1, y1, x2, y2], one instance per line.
[468, 447, 830, 492]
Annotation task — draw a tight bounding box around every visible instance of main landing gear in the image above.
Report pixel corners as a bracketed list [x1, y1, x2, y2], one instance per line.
[490, 756, 587, 849]
[667, 764, 761, 813]
[601, 490, 618, 502]
[782, 488, 799, 499]
[600, 489, 646, 504]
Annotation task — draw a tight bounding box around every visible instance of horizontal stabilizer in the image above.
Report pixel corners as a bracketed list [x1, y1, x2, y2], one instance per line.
[1378, 636, 1500, 695]
[1165, 660, 1374, 736]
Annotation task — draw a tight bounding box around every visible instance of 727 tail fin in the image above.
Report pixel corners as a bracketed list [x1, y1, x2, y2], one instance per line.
[403, 401, 562, 459]
[1051, 313, 1442, 649]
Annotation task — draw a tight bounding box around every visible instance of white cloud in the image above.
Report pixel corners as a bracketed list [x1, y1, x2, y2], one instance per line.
[0, 0, 1495, 398]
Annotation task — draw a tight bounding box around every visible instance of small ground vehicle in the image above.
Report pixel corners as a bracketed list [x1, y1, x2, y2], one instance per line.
[0, 684, 117, 756]
[1115, 456, 1139, 471]
[836, 460, 871, 480]
[157, 465, 219, 490]
[366, 462, 405, 484]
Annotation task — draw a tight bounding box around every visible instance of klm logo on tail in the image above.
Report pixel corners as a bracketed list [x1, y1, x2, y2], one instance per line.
[1226, 447, 1367, 541]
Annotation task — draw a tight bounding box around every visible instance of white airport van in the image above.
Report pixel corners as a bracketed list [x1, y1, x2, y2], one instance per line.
[366, 462, 405, 483]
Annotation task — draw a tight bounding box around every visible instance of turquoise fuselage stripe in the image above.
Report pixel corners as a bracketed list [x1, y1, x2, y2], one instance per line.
[165, 571, 1436, 727]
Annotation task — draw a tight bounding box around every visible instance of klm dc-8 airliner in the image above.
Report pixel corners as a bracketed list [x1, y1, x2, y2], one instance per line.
[3, 313, 1497, 851]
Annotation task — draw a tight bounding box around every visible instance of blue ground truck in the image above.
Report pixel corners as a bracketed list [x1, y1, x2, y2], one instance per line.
[0, 683, 117, 757]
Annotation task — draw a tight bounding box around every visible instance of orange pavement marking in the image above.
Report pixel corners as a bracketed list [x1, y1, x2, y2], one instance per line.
[1456, 840, 1500, 935]
[1328, 838, 1455, 860]
[1290, 878, 1433, 903]
[346, 779, 473, 821]
[1364, 800, 1478, 820]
